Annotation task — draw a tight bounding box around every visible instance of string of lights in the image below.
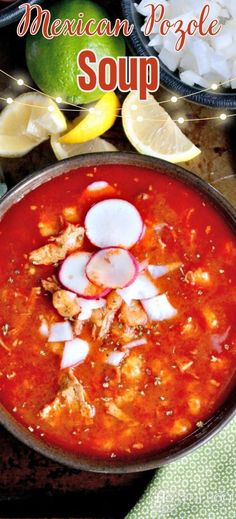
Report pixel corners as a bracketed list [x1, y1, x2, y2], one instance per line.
[0, 67, 236, 124]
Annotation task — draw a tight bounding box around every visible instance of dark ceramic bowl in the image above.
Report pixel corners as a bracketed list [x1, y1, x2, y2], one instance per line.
[0, 0, 44, 28]
[121, 0, 236, 109]
[0, 152, 235, 473]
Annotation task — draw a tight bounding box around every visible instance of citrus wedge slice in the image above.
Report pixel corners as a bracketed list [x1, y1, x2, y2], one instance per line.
[51, 135, 117, 160]
[0, 93, 67, 158]
[122, 92, 201, 163]
[59, 92, 120, 144]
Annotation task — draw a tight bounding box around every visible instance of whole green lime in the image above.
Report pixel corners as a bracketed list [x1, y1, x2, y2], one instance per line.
[26, 0, 125, 104]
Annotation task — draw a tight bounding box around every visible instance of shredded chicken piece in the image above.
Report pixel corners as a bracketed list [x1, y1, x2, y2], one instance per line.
[91, 291, 123, 339]
[52, 290, 80, 318]
[40, 369, 95, 423]
[106, 291, 123, 311]
[41, 275, 61, 293]
[119, 301, 147, 327]
[105, 401, 137, 424]
[29, 224, 84, 265]
[73, 319, 84, 337]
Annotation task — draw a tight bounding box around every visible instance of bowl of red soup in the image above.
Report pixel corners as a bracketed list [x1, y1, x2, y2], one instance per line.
[0, 152, 235, 472]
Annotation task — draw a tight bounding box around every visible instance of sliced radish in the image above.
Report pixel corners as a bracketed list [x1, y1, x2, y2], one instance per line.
[123, 338, 147, 349]
[86, 248, 138, 289]
[87, 181, 110, 192]
[77, 297, 106, 321]
[85, 199, 143, 249]
[61, 338, 89, 369]
[106, 350, 127, 366]
[59, 252, 110, 299]
[48, 321, 73, 342]
[117, 273, 158, 305]
[141, 294, 177, 321]
[148, 262, 182, 279]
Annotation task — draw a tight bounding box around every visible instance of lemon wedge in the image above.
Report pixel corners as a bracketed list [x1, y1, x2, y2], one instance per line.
[122, 92, 201, 163]
[51, 135, 117, 160]
[0, 93, 67, 158]
[60, 92, 120, 144]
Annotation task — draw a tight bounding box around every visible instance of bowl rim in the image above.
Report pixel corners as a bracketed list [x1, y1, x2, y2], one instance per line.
[0, 0, 43, 28]
[121, 0, 236, 109]
[0, 151, 235, 473]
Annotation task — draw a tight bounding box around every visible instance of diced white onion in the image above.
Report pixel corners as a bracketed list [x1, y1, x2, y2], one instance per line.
[77, 298, 106, 321]
[136, 0, 236, 89]
[106, 350, 127, 366]
[61, 338, 89, 369]
[117, 273, 158, 305]
[141, 294, 177, 321]
[148, 265, 168, 279]
[48, 321, 73, 342]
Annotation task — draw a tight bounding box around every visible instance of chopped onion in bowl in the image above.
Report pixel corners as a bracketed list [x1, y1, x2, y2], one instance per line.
[136, 0, 236, 88]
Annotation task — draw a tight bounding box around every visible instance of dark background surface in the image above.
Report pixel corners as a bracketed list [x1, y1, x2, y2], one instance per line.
[0, 1, 236, 518]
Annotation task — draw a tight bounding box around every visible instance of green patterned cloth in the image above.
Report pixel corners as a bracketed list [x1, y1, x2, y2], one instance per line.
[126, 418, 236, 519]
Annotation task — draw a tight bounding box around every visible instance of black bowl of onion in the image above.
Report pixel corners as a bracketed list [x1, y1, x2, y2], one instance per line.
[121, 0, 236, 109]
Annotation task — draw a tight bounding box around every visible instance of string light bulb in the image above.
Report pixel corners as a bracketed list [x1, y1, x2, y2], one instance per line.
[48, 105, 54, 112]
[17, 79, 24, 86]
[6, 97, 13, 104]
[219, 113, 227, 120]
[211, 83, 218, 91]
[178, 117, 185, 124]
[56, 96, 62, 104]
[171, 96, 178, 103]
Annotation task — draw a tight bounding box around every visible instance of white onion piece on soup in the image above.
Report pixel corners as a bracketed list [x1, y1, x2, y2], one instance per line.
[106, 350, 127, 366]
[48, 321, 73, 342]
[85, 199, 144, 249]
[148, 262, 182, 279]
[77, 297, 106, 321]
[117, 273, 158, 305]
[61, 338, 89, 369]
[87, 181, 110, 192]
[141, 294, 177, 321]
[86, 248, 139, 289]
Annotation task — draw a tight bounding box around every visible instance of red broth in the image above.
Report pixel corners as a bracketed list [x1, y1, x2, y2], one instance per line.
[0, 164, 235, 461]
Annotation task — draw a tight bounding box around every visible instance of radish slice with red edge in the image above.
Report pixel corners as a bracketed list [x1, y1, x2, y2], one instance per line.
[86, 248, 139, 289]
[48, 321, 73, 342]
[85, 199, 143, 249]
[59, 252, 110, 299]
[61, 338, 89, 369]
[117, 273, 158, 305]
